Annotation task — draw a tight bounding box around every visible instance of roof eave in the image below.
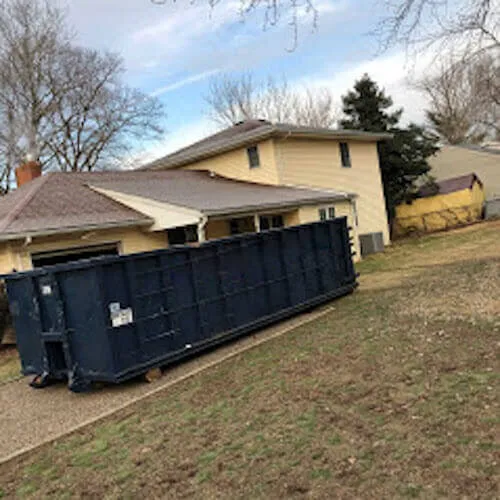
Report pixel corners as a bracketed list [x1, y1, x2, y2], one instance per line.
[0, 218, 153, 243]
[203, 194, 356, 217]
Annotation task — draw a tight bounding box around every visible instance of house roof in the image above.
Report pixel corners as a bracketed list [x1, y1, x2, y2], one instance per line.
[429, 145, 500, 200]
[418, 173, 483, 198]
[0, 170, 353, 241]
[143, 119, 393, 171]
[89, 169, 354, 217]
[0, 173, 152, 241]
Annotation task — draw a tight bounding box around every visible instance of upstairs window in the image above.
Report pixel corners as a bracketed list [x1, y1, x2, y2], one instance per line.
[247, 146, 260, 169]
[339, 142, 351, 168]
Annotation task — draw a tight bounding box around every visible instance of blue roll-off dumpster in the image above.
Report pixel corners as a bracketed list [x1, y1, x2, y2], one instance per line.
[3, 219, 357, 392]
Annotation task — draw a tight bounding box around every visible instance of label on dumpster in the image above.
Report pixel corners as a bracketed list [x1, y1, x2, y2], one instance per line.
[41, 285, 52, 296]
[109, 302, 134, 328]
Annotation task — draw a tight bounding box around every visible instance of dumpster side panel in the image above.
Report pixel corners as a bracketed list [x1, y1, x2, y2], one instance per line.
[56, 267, 115, 379]
[5, 278, 43, 375]
[4, 219, 358, 389]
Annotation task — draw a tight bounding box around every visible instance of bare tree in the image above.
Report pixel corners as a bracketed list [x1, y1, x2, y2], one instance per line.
[44, 47, 164, 172]
[0, 0, 165, 189]
[418, 53, 500, 143]
[205, 74, 337, 127]
[375, 0, 499, 57]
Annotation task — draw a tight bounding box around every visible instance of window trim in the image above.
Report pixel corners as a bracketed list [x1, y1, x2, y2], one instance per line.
[339, 142, 351, 168]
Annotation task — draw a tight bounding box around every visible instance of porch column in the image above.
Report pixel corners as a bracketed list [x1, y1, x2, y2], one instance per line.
[254, 214, 261, 233]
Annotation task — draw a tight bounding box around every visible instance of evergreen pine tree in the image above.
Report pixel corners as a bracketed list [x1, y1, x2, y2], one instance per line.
[341, 74, 439, 223]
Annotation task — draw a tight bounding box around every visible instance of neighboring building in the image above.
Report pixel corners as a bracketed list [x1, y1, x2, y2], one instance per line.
[0, 162, 358, 274]
[394, 173, 485, 235]
[145, 120, 392, 253]
[429, 145, 500, 201]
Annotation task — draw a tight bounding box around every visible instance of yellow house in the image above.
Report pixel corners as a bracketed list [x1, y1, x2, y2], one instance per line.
[0, 120, 392, 275]
[146, 120, 392, 254]
[394, 173, 485, 235]
[0, 161, 360, 274]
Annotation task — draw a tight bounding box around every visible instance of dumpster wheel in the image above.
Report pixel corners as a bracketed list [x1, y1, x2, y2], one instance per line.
[30, 372, 53, 389]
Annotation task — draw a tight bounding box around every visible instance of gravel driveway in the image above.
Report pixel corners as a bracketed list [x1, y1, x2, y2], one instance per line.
[0, 305, 334, 464]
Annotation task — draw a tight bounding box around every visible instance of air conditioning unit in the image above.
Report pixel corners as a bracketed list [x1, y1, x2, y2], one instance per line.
[360, 232, 385, 256]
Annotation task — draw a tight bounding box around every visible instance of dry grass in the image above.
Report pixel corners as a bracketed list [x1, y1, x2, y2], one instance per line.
[0, 347, 21, 384]
[0, 221, 499, 499]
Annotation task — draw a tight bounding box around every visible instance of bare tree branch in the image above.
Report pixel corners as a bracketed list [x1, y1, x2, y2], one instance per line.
[417, 51, 500, 143]
[375, 0, 499, 58]
[151, 0, 319, 50]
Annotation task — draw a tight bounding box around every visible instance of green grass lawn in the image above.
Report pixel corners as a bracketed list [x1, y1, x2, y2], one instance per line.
[1, 221, 499, 499]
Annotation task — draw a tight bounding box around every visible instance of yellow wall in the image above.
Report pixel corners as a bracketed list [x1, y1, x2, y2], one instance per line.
[186, 139, 280, 185]
[275, 138, 390, 245]
[0, 226, 168, 274]
[394, 182, 485, 234]
[205, 219, 231, 240]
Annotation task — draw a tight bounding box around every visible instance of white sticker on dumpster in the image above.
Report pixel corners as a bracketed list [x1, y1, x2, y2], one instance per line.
[110, 304, 134, 328]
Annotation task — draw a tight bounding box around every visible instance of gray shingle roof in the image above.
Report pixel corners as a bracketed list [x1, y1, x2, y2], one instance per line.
[0, 170, 354, 240]
[143, 119, 393, 171]
[90, 169, 353, 216]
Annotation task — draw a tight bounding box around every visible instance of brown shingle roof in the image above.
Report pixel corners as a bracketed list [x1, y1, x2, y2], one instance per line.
[0, 170, 354, 241]
[143, 119, 393, 171]
[0, 173, 151, 241]
[418, 173, 483, 197]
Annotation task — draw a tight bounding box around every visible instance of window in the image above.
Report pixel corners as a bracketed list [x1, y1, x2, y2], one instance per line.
[229, 217, 255, 235]
[259, 215, 284, 231]
[247, 146, 260, 169]
[167, 225, 198, 245]
[31, 243, 118, 268]
[318, 206, 336, 222]
[339, 142, 351, 168]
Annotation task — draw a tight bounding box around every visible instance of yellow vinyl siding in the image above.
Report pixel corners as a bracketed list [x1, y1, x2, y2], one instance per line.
[275, 139, 390, 245]
[186, 139, 280, 185]
[297, 201, 360, 262]
[0, 227, 168, 274]
[394, 181, 485, 234]
[0, 246, 16, 274]
[205, 219, 231, 240]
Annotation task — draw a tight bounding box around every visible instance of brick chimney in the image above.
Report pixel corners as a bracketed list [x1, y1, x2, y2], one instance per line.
[16, 160, 42, 188]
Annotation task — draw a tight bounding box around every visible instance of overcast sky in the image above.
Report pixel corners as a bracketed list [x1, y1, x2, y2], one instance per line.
[63, 0, 430, 161]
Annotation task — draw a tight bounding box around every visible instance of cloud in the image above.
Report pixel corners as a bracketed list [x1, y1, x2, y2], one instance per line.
[292, 51, 432, 124]
[150, 69, 221, 97]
